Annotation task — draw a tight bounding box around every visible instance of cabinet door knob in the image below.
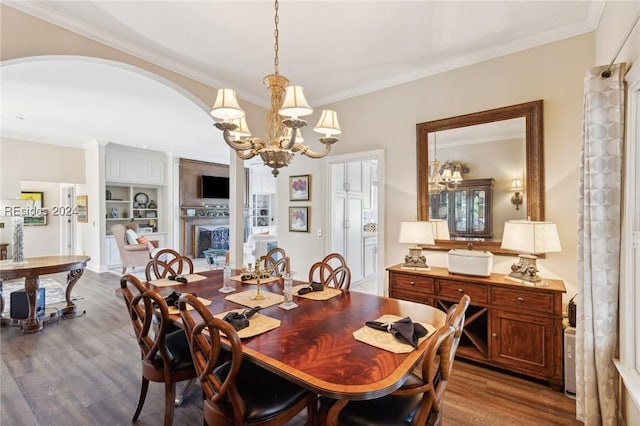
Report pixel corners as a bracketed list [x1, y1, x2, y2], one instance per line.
[409, 281, 416, 286]
[517, 296, 525, 302]
[457, 288, 464, 293]
[492, 333, 498, 339]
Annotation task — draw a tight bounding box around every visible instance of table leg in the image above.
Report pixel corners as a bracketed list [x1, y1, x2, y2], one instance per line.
[60, 268, 84, 317]
[22, 276, 44, 333]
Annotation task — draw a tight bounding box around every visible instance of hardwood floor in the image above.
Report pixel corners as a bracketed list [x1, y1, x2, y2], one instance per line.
[1, 270, 580, 425]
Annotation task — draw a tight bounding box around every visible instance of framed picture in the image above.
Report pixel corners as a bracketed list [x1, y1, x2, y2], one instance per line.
[20, 191, 46, 225]
[289, 175, 311, 201]
[76, 195, 88, 223]
[289, 206, 309, 232]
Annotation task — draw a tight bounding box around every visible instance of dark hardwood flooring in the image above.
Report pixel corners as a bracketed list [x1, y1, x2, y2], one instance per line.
[1, 270, 581, 425]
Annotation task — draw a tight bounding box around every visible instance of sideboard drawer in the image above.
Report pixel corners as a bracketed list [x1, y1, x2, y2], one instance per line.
[392, 273, 434, 294]
[492, 287, 555, 314]
[436, 280, 488, 304]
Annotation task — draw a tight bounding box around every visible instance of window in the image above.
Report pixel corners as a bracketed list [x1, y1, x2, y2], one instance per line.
[616, 57, 640, 407]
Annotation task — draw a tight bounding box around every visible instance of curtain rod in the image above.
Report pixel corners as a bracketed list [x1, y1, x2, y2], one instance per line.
[601, 10, 640, 78]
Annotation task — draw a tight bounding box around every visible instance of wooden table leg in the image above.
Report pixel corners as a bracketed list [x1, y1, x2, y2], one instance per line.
[22, 276, 43, 333]
[60, 268, 84, 317]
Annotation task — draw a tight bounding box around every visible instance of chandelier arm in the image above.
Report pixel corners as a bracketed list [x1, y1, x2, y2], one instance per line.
[293, 141, 332, 159]
[235, 149, 259, 160]
[221, 129, 255, 151]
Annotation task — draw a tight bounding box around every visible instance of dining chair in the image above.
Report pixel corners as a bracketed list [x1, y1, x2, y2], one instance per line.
[179, 293, 318, 426]
[259, 247, 287, 276]
[120, 274, 197, 426]
[145, 248, 194, 281]
[323, 324, 456, 426]
[308, 252, 351, 290]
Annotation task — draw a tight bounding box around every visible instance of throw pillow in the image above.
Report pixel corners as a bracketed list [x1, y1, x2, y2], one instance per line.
[136, 236, 154, 251]
[125, 229, 139, 245]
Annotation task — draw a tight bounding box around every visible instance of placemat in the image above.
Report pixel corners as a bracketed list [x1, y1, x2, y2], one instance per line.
[352, 314, 437, 354]
[148, 273, 208, 288]
[166, 296, 211, 315]
[225, 290, 284, 308]
[293, 284, 342, 301]
[231, 275, 281, 285]
[213, 309, 281, 338]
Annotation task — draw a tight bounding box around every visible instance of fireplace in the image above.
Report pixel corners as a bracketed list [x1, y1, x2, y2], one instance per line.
[195, 225, 230, 258]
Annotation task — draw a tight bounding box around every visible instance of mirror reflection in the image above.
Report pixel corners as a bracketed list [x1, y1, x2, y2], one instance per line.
[416, 100, 544, 254]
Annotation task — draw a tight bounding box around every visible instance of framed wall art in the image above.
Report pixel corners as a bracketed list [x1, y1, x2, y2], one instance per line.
[76, 195, 88, 223]
[289, 206, 309, 232]
[289, 175, 310, 201]
[20, 191, 46, 225]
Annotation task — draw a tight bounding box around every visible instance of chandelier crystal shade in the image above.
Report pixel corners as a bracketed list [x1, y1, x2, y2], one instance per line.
[210, 0, 341, 177]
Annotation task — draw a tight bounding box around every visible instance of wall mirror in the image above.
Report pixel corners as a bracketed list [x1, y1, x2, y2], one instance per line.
[416, 100, 544, 255]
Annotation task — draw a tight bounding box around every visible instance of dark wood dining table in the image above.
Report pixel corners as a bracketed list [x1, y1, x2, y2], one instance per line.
[148, 268, 447, 407]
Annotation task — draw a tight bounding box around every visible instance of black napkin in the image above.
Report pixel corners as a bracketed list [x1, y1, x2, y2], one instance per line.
[161, 291, 182, 307]
[365, 317, 428, 348]
[223, 307, 261, 331]
[297, 281, 324, 295]
[168, 274, 187, 283]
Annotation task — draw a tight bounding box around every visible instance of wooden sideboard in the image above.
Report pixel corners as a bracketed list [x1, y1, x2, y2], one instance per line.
[387, 264, 566, 390]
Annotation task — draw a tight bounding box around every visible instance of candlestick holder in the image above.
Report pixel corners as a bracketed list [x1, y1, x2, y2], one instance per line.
[279, 271, 298, 310]
[218, 262, 235, 293]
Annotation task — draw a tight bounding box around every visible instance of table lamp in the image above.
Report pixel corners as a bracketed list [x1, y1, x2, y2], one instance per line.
[500, 220, 561, 284]
[399, 221, 435, 269]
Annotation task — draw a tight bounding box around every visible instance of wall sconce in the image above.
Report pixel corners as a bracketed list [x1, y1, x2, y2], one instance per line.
[509, 179, 524, 210]
[399, 221, 434, 269]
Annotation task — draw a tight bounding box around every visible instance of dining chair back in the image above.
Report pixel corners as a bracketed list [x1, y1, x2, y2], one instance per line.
[324, 323, 455, 426]
[120, 274, 196, 426]
[179, 293, 318, 426]
[308, 253, 351, 290]
[145, 248, 194, 281]
[428, 294, 471, 425]
[259, 247, 287, 277]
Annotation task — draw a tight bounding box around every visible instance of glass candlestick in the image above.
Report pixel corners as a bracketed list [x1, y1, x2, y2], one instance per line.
[279, 271, 298, 310]
[219, 263, 235, 293]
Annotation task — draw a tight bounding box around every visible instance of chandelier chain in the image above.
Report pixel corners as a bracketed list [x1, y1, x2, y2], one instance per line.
[273, 0, 280, 75]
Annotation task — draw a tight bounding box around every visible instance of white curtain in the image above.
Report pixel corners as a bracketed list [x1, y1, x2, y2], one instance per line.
[576, 63, 625, 425]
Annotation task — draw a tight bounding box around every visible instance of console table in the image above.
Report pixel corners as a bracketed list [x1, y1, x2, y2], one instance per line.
[387, 264, 566, 390]
[0, 255, 90, 333]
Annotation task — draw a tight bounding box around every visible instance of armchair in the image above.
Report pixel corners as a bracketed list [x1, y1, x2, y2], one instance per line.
[111, 223, 158, 274]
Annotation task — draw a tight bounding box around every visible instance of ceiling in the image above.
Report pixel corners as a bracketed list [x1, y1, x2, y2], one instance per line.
[1, 1, 604, 163]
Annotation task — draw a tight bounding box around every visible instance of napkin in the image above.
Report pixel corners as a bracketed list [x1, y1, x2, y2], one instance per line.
[223, 306, 261, 331]
[297, 281, 324, 295]
[163, 291, 182, 307]
[365, 316, 428, 348]
[168, 274, 188, 283]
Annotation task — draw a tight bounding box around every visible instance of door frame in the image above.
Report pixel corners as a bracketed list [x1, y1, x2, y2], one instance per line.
[324, 149, 385, 294]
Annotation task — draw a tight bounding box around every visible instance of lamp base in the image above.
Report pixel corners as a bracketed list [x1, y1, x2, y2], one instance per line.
[402, 248, 430, 270]
[507, 254, 542, 284]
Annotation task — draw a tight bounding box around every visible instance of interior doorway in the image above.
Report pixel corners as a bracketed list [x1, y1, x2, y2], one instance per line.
[326, 150, 384, 295]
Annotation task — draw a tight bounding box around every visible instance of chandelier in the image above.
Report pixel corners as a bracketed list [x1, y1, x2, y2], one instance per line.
[209, 0, 341, 177]
[428, 133, 463, 195]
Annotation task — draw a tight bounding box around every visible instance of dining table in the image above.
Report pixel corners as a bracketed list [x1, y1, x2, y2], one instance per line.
[147, 268, 447, 422]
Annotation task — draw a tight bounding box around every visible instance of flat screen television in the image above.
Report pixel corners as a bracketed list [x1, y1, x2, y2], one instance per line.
[201, 175, 230, 199]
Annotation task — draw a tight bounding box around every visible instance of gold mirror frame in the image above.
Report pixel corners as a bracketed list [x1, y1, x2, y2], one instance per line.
[416, 100, 544, 255]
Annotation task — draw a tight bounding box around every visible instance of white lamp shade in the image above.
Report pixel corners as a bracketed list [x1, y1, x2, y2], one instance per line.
[314, 110, 342, 136]
[279, 85, 313, 118]
[429, 219, 450, 240]
[229, 116, 252, 139]
[500, 220, 562, 254]
[451, 170, 463, 183]
[510, 179, 523, 190]
[441, 168, 453, 180]
[210, 88, 245, 121]
[399, 221, 435, 246]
